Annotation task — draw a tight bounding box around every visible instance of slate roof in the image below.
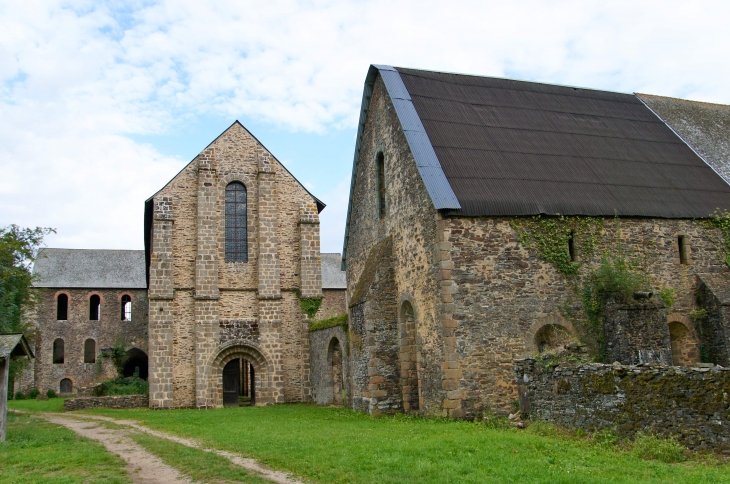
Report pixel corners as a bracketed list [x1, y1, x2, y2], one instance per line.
[33, 249, 146, 289]
[637, 94, 730, 184]
[321, 253, 346, 289]
[0, 333, 34, 360]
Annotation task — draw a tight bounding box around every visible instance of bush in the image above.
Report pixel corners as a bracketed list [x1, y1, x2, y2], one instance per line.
[14, 391, 25, 400]
[93, 376, 148, 396]
[632, 432, 686, 463]
[28, 388, 40, 399]
[46, 389, 57, 399]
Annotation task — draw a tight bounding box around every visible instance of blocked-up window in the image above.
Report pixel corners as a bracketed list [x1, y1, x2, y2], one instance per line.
[57, 293, 68, 320]
[89, 294, 101, 320]
[121, 294, 132, 321]
[225, 182, 248, 262]
[84, 339, 96, 363]
[53, 338, 64, 364]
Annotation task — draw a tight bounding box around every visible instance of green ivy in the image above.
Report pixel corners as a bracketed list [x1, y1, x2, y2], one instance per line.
[707, 209, 730, 267]
[101, 341, 127, 376]
[309, 313, 348, 332]
[658, 288, 677, 310]
[299, 296, 323, 319]
[511, 215, 603, 276]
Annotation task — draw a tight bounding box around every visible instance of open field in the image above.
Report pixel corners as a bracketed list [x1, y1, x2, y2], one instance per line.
[0, 412, 128, 484]
[6, 400, 730, 483]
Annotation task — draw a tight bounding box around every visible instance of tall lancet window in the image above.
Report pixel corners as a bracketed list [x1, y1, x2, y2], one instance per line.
[225, 182, 248, 262]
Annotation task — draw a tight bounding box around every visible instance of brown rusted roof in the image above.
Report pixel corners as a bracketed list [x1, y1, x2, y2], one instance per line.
[395, 67, 730, 218]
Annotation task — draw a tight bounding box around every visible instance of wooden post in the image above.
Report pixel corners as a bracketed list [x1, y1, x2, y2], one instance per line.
[1, 357, 9, 442]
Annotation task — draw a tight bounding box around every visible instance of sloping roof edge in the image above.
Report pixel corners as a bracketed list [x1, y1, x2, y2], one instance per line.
[0, 333, 34, 360]
[341, 65, 460, 269]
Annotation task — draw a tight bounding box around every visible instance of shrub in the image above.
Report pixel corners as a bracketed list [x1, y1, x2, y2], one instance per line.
[28, 388, 40, 399]
[14, 391, 25, 400]
[93, 376, 148, 396]
[632, 432, 686, 463]
[46, 389, 57, 399]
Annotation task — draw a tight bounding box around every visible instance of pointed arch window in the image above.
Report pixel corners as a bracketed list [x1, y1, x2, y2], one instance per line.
[225, 181, 248, 262]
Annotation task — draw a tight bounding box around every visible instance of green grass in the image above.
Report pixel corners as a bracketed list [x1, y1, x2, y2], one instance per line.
[79, 404, 730, 484]
[129, 431, 270, 483]
[8, 398, 66, 413]
[0, 413, 129, 484]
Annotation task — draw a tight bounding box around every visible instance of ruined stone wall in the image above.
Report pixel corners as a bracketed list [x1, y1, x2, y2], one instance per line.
[344, 75, 444, 416]
[514, 359, 730, 452]
[32, 287, 148, 395]
[446, 217, 730, 416]
[696, 274, 730, 366]
[315, 289, 346, 320]
[64, 394, 149, 411]
[149, 122, 318, 408]
[603, 302, 671, 365]
[309, 325, 349, 405]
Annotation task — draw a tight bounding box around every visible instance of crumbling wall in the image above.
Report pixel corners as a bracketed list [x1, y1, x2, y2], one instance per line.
[309, 325, 349, 406]
[603, 301, 671, 365]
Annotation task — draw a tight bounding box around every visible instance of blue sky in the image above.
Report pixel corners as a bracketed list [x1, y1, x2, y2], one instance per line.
[1, 0, 729, 253]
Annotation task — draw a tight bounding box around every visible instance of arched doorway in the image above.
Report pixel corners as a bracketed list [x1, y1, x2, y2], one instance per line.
[668, 319, 699, 366]
[122, 348, 149, 380]
[223, 358, 256, 407]
[399, 300, 420, 412]
[534, 324, 572, 353]
[327, 338, 344, 406]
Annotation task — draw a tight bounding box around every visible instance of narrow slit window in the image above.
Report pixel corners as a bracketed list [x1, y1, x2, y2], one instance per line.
[225, 182, 248, 262]
[678, 235, 687, 264]
[121, 294, 132, 321]
[568, 231, 576, 262]
[57, 294, 68, 320]
[53, 338, 64, 364]
[84, 339, 96, 363]
[376, 152, 386, 219]
[89, 294, 101, 320]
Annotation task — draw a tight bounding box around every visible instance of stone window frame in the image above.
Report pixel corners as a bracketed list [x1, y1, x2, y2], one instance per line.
[666, 313, 700, 366]
[88, 292, 103, 321]
[52, 338, 65, 364]
[55, 291, 70, 321]
[672, 232, 692, 265]
[525, 312, 577, 355]
[119, 293, 133, 321]
[219, 173, 256, 265]
[84, 338, 96, 364]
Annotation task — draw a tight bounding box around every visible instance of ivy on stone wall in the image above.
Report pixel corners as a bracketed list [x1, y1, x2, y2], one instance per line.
[299, 295, 323, 319]
[706, 209, 730, 267]
[510, 215, 603, 276]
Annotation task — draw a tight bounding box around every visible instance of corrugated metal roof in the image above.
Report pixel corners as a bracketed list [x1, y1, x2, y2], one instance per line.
[394, 67, 730, 217]
[321, 253, 346, 289]
[33, 249, 146, 288]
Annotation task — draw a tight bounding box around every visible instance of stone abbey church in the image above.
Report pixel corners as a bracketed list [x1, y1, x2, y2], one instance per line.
[23, 65, 730, 418]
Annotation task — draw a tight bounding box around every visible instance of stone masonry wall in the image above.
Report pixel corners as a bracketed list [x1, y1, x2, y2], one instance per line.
[316, 289, 346, 321]
[345, 75, 445, 416]
[446, 216, 730, 417]
[603, 302, 671, 365]
[33, 287, 148, 396]
[514, 359, 730, 452]
[309, 325, 349, 406]
[64, 394, 149, 411]
[149, 122, 318, 408]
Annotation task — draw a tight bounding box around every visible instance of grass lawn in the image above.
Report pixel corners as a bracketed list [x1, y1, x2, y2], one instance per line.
[8, 398, 66, 413]
[0, 412, 129, 484]
[73, 403, 730, 484]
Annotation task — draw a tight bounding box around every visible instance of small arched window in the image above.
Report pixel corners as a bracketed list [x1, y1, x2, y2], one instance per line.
[89, 294, 100, 320]
[376, 152, 386, 219]
[225, 182, 248, 262]
[84, 339, 96, 363]
[53, 338, 64, 364]
[121, 294, 132, 321]
[56, 293, 68, 320]
[60, 378, 72, 393]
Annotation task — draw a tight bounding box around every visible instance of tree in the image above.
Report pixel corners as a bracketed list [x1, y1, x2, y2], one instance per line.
[0, 225, 54, 334]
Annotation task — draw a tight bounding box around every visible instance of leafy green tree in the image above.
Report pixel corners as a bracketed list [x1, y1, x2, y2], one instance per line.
[0, 225, 54, 334]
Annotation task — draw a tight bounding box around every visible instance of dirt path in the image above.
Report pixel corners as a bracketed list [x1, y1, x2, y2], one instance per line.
[43, 413, 306, 484]
[44, 414, 191, 484]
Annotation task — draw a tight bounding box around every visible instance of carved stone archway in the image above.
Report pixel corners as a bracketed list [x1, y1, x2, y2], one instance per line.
[205, 342, 276, 408]
[525, 313, 577, 355]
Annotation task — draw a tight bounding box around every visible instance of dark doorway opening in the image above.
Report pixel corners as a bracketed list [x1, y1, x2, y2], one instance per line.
[122, 348, 149, 380]
[223, 358, 255, 407]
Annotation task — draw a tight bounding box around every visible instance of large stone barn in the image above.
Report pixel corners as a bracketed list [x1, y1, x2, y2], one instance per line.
[339, 65, 730, 418]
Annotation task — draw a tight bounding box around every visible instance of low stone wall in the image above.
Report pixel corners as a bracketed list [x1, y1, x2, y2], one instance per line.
[514, 358, 730, 452]
[64, 394, 149, 411]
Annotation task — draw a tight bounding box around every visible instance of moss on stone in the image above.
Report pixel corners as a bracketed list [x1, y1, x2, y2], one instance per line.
[309, 313, 348, 332]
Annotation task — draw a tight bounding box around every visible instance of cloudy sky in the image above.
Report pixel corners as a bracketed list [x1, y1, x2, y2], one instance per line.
[2, 0, 729, 253]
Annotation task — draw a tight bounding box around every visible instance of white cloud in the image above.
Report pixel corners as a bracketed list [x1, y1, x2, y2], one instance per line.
[1, 0, 730, 251]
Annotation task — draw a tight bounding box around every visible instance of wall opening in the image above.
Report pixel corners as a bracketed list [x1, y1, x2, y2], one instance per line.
[53, 338, 64, 364]
[568, 231, 576, 262]
[84, 339, 96, 363]
[121, 294, 132, 321]
[677, 235, 688, 264]
[225, 181, 248, 262]
[222, 358, 255, 407]
[669, 321, 699, 366]
[56, 294, 68, 320]
[122, 348, 148, 380]
[60, 378, 72, 394]
[328, 338, 344, 406]
[89, 294, 101, 320]
[376, 152, 386, 219]
[399, 300, 420, 412]
[534, 324, 572, 353]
